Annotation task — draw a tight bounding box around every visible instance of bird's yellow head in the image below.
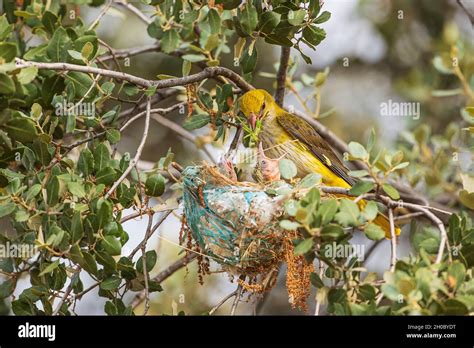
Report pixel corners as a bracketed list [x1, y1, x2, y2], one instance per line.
[238, 89, 275, 130]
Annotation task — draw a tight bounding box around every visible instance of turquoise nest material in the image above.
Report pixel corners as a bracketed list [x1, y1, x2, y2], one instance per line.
[182, 165, 287, 274]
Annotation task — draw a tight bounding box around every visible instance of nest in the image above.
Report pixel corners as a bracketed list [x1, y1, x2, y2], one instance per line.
[182, 163, 314, 311]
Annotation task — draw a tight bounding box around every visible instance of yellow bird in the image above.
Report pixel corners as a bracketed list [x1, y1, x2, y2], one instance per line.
[238, 89, 400, 238]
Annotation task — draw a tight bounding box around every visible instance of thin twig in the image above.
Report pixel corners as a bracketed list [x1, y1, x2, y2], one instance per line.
[129, 210, 173, 260]
[105, 97, 151, 198]
[97, 43, 161, 62]
[457, 0, 474, 26]
[141, 216, 153, 315]
[318, 185, 451, 264]
[388, 208, 397, 272]
[115, 0, 153, 25]
[151, 113, 215, 163]
[88, 0, 112, 30]
[230, 282, 244, 315]
[52, 266, 81, 316]
[314, 258, 325, 316]
[131, 253, 198, 309]
[209, 290, 238, 315]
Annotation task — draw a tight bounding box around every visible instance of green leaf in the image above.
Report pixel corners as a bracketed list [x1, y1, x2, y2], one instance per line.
[47, 27, 70, 62]
[278, 158, 297, 179]
[182, 114, 210, 130]
[25, 184, 41, 201]
[82, 252, 98, 276]
[432, 56, 454, 74]
[0, 42, 17, 62]
[279, 219, 301, 230]
[240, 3, 258, 35]
[294, 238, 314, 255]
[382, 184, 400, 200]
[136, 250, 157, 273]
[17, 66, 38, 85]
[239, 45, 258, 74]
[207, 8, 221, 34]
[259, 11, 281, 34]
[0, 15, 13, 41]
[46, 177, 60, 206]
[348, 141, 368, 160]
[106, 129, 121, 144]
[100, 276, 121, 291]
[0, 278, 15, 298]
[314, 11, 331, 24]
[362, 201, 378, 221]
[0, 73, 15, 94]
[310, 272, 324, 288]
[181, 54, 207, 63]
[93, 143, 111, 172]
[288, 9, 306, 26]
[182, 60, 191, 77]
[447, 261, 466, 291]
[41, 10, 58, 34]
[39, 260, 60, 276]
[321, 224, 344, 239]
[443, 299, 468, 315]
[431, 89, 463, 97]
[335, 199, 360, 226]
[100, 236, 122, 256]
[317, 199, 338, 225]
[65, 72, 95, 99]
[67, 181, 86, 198]
[297, 173, 322, 189]
[302, 25, 326, 46]
[77, 148, 94, 177]
[161, 29, 180, 53]
[367, 128, 376, 152]
[67, 50, 84, 61]
[348, 181, 374, 196]
[81, 42, 94, 61]
[145, 173, 165, 197]
[364, 223, 385, 241]
[459, 189, 474, 210]
[0, 201, 16, 218]
[32, 139, 52, 164]
[71, 211, 84, 244]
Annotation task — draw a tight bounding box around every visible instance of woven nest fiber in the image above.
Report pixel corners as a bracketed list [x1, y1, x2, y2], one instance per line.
[182, 163, 315, 310]
[182, 164, 288, 275]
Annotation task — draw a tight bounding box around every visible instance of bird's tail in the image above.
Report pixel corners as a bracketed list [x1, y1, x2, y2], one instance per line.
[358, 199, 400, 239]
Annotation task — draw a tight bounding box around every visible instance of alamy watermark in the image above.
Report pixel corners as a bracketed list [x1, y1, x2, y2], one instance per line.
[323, 242, 365, 261]
[55, 100, 95, 118]
[0, 242, 36, 258]
[380, 99, 420, 120]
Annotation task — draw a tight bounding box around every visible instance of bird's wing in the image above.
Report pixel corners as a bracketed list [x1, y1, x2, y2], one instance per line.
[276, 111, 355, 186]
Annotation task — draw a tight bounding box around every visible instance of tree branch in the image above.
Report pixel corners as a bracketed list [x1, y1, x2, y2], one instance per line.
[457, 0, 474, 26]
[388, 208, 397, 272]
[318, 185, 450, 264]
[15, 59, 253, 92]
[115, 0, 153, 25]
[131, 253, 198, 309]
[274, 47, 291, 107]
[105, 97, 151, 198]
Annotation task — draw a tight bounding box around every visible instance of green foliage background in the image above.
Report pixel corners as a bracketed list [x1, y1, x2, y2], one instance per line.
[0, 0, 473, 315]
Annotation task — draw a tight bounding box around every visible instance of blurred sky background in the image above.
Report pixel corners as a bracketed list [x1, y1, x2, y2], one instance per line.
[11, 0, 474, 315]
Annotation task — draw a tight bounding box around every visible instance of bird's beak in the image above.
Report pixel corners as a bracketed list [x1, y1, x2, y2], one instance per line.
[248, 112, 257, 131]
